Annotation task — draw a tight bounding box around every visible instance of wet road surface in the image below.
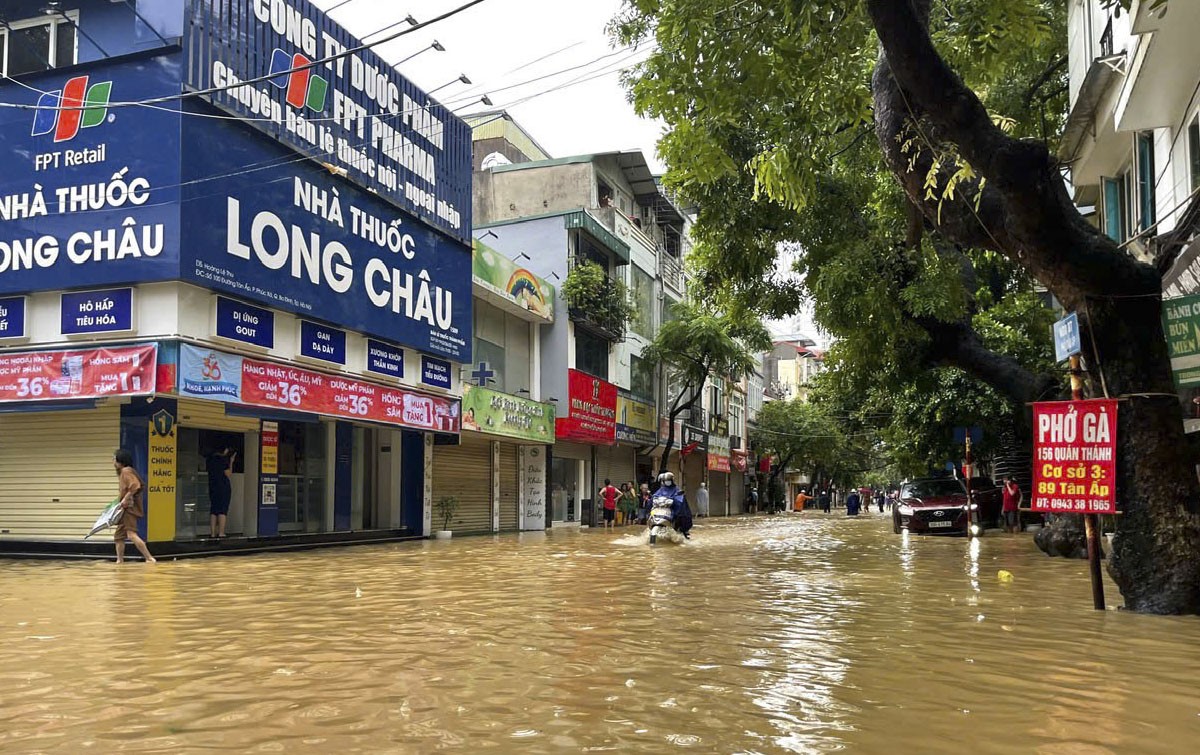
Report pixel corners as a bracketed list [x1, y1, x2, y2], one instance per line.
[1, 511, 1198, 753]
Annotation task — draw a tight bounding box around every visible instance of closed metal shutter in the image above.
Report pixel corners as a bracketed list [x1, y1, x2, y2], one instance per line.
[178, 399, 261, 433]
[709, 472, 728, 517]
[498, 442, 519, 532]
[597, 446, 635, 489]
[432, 434, 492, 534]
[0, 406, 120, 540]
[729, 472, 745, 514]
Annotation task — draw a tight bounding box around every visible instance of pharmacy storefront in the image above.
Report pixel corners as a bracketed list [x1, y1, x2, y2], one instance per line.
[0, 0, 472, 552]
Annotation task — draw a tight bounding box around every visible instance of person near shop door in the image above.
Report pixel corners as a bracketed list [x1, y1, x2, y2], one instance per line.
[113, 449, 155, 564]
[598, 479, 620, 530]
[207, 446, 236, 539]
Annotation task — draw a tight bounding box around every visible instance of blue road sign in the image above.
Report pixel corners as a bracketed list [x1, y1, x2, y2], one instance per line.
[1053, 312, 1082, 363]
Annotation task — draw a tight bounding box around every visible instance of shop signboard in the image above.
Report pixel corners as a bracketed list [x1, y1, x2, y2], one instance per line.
[1162, 294, 1200, 387]
[421, 356, 452, 389]
[707, 433, 731, 472]
[519, 445, 547, 530]
[179, 344, 460, 433]
[0, 344, 157, 402]
[215, 297, 275, 349]
[0, 297, 27, 340]
[732, 450, 749, 472]
[682, 424, 709, 454]
[1031, 399, 1118, 515]
[0, 55, 183, 295]
[60, 288, 133, 335]
[182, 0, 472, 246]
[181, 113, 471, 361]
[261, 421, 279, 475]
[146, 408, 178, 542]
[616, 391, 657, 445]
[473, 238, 555, 321]
[299, 320, 347, 365]
[556, 369, 617, 444]
[366, 339, 404, 379]
[462, 384, 554, 443]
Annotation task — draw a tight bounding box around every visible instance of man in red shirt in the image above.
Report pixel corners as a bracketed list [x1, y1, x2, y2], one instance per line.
[1002, 477, 1023, 533]
[598, 478, 620, 530]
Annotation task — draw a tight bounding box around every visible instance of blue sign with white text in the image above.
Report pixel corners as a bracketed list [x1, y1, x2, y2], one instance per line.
[1053, 312, 1081, 363]
[0, 296, 26, 339]
[215, 296, 275, 349]
[180, 111, 471, 363]
[0, 54, 183, 296]
[61, 288, 133, 335]
[182, 0, 472, 246]
[421, 356, 452, 390]
[366, 339, 404, 379]
[179, 344, 244, 401]
[299, 320, 346, 365]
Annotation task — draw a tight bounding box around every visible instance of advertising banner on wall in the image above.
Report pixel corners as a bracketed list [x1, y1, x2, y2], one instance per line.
[1162, 294, 1200, 387]
[555, 369, 616, 444]
[179, 344, 459, 433]
[0, 344, 157, 402]
[473, 239, 555, 321]
[616, 391, 657, 445]
[180, 113, 471, 362]
[707, 433, 731, 472]
[182, 0, 472, 246]
[519, 445, 547, 531]
[1031, 399, 1118, 515]
[0, 56, 183, 296]
[462, 384, 554, 443]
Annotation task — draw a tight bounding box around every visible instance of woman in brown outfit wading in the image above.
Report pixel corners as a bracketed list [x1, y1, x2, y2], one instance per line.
[113, 449, 155, 564]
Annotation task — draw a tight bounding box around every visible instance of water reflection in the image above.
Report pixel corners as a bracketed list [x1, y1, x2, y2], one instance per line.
[1, 511, 1198, 753]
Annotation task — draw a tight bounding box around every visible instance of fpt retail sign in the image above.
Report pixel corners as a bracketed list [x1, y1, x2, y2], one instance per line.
[556, 369, 616, 444]
[0, 56, 183, 295]
[179, 344, 460, 433]
[1031, 400, 1118, 515]
[183, 0, 472, 245]
[182, 114, 471, 362]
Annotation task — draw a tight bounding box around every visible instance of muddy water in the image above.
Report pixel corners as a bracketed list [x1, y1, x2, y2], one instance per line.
[1, 513, 1198, 753]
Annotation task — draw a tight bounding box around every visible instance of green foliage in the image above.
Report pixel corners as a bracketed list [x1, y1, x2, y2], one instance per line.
[562, 261, 635, 338]
[436, 495, 459, 532]
[752, 399, 846, 482]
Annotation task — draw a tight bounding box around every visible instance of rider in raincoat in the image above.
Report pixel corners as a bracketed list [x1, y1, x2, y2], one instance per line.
[655, 473, 694, 538]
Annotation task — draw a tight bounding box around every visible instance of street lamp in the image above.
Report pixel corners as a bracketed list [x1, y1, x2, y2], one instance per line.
[363, 13, 418, 41]
[427, 74, 472, 96]
[395, 40, 445, 67]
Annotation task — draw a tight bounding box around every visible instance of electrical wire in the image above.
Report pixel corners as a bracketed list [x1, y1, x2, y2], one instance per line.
[0, 0, 494, 112]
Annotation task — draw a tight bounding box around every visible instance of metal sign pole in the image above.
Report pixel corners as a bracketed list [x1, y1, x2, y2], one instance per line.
[1070, 354, 1106, 610]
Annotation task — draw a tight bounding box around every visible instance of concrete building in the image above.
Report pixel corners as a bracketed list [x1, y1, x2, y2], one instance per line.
[0, 0, 474, 554]
[1062, 0, 1200, 428]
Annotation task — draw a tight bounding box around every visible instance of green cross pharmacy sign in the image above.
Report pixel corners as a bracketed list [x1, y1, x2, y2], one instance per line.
[1163, 294, 1200, 387]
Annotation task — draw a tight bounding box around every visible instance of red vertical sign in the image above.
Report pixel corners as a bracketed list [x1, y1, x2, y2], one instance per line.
[555, 369, 617, 444]
[1031, 399, 1118, 514]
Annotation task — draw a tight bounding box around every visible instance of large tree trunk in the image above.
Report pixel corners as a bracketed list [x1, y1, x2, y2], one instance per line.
[867, 0, 1200, 613]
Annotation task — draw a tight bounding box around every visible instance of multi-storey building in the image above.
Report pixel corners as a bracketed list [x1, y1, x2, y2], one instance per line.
[0, 0, 475, 554]
[1062, 0, 1200, 428]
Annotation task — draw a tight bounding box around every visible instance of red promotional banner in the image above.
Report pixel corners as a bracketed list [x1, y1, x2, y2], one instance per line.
[732, 450, 749, 472]
[239, 357, 461, 433]
[555, 369, 616, 444]
[0, 344, 157, 403]
[707, 454, 731, 472]
[1032, 399, 1118, 514]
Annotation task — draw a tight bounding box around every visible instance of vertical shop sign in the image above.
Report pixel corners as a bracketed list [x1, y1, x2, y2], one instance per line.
[1031, 399, 1118, 514]
[147, 408, 177, 542]
[261, 421, 279, 475]
[520, 445, 547, 531]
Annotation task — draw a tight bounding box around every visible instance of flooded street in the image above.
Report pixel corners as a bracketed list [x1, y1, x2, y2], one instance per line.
[2, 513, 1199, 753]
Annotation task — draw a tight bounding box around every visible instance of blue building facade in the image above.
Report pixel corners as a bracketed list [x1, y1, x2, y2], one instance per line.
[0, 0, 472, 552]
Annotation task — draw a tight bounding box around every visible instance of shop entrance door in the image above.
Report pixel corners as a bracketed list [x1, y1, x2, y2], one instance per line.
[275, 422, 328, 534]
[550, 456, 577, 523]
[177, 428, 246, 540]
[353, 427, 395, 530]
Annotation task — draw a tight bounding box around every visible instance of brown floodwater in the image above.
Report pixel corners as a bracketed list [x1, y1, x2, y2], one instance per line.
[1, 512, 1199, 753]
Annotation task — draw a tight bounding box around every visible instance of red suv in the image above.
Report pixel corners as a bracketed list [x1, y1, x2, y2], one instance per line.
[892, 477, 1002, 536]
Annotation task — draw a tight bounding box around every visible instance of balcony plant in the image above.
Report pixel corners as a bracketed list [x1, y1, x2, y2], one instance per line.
[562, 260, 635, 340]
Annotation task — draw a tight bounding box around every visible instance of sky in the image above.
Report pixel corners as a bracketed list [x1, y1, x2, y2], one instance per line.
[313, 0, 666, 170]
[312, 0, 822, 344]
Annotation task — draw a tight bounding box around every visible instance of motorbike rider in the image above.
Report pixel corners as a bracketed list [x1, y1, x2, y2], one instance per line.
[655, 472, 694, 539]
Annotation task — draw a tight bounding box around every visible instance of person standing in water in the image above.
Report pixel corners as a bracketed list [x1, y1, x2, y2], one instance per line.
[113, 449, 155, 564]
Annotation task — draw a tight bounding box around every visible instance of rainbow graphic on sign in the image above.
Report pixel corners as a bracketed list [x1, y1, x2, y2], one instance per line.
[507, 269, 546, 306]
[472, 239, 555, 321]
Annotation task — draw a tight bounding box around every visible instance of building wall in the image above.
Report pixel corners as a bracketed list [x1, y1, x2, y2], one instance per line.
[473, 163, 595, 226]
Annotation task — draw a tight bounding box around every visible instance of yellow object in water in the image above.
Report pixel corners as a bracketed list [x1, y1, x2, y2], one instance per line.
[997, 570, 1014, 583]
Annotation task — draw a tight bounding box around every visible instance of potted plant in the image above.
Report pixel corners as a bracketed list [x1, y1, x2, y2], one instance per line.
[435, 495, 458, 539]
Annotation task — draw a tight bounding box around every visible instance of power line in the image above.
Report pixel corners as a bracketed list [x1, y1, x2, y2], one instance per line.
[0, 0, 493, 112]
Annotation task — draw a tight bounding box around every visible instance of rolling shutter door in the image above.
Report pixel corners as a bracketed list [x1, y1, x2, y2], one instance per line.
[177, 399, 261, 433]
[0, 406, 120, 540]
[498, 442, 519, 532]
[432, 434, 492, 534]
[709, 473, 728, 517]
[729, 472, 745, 514]
[597, 446, 635, 488]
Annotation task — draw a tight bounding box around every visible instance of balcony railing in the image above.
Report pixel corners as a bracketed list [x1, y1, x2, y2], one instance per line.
[659, 252, 685, 292]
[1099, 14, 1114, 58]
